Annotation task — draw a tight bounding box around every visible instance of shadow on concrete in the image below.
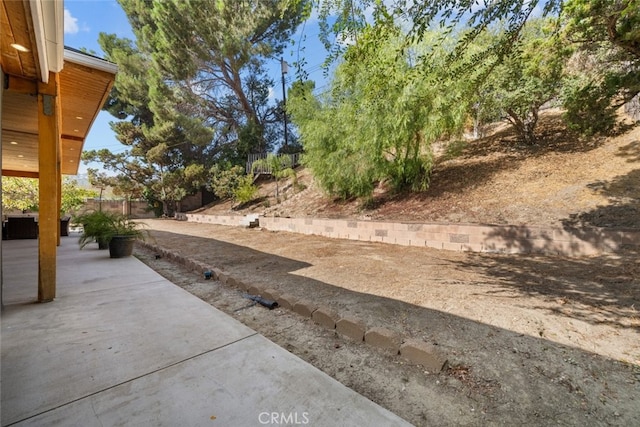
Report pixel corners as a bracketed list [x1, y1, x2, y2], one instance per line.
[142, 228, 639, 426]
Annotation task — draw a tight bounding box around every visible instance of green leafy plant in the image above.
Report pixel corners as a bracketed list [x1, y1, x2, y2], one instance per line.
[61, 179, 98, 217]
[233, 176, 259, 205]
[2, 177, 97, 216]
[74, 210, 146, 249]
[75, 210, 117, 249]
[208, 164, 246, 199]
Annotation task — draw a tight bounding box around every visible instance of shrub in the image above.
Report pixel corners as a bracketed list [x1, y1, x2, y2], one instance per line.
[233, 176, 258, 205]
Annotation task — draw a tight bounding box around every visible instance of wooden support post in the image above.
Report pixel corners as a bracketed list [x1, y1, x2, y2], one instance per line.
[57, 126, 62, 246]
[37, 72, 60, 302]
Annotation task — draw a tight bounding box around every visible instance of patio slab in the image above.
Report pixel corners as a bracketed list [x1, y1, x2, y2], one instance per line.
[1, 237, 411, 426]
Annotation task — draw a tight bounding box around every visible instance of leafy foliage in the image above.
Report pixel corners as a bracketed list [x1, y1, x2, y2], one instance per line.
[75, 210, 146, 249]
[564, 0, 640, 59]
[289, 22, 468, 199]
[478, 19, 572, 144]
[233, 176, 259, 205]
[207, 164, 246, 200]
[1, 177, 39, 212]
[2, 177, 97, 215]
[120, 0, 309, 161]
[289, 1, 563, 76]
[561, 0, 640, 135]
[89, 1, 309, 214]
[61, 180, 99, 216]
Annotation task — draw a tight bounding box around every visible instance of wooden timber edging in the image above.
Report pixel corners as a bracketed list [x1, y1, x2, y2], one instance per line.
[183, 213, 640, 257]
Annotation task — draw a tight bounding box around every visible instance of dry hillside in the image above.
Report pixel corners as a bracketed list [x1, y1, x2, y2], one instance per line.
[196, 109, 640, 229]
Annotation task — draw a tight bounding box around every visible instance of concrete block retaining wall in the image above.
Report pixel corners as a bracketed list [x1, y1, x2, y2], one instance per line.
[185, 213, 639, 257]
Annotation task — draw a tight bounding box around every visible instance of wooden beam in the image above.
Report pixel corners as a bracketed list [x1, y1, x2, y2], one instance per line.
[61, 134, 84, 142]
[4, 74, 38, 95]
[1, 169, 39, 178]
[57, 91, 62, 246]
[37, 72, 60, 302]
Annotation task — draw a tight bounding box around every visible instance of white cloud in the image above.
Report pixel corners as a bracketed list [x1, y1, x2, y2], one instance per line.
[268, 87, 276, 101]
[64, 9, 79, 34]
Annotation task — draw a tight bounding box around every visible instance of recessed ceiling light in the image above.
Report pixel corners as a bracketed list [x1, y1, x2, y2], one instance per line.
[75, 116, 83, 120]
[73, 129, 79, 132]
[10, 43, 30, 53]
[10, 141, 18, 145]
[17, 154, 24, 158]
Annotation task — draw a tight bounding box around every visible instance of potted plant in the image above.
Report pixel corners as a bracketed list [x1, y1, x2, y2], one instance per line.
[74, 211, 146, 257]
[75, 210, 116, 249]
[104, 214, 147, 258]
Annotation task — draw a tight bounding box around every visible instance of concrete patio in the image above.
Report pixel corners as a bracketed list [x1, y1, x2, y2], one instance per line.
[1, 236, 411, 426]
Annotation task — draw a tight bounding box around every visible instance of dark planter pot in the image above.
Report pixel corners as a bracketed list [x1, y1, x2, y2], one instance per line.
[98, 238, 110, 250]
[60, 218, 70, 236]
[109, 235, 136, 258]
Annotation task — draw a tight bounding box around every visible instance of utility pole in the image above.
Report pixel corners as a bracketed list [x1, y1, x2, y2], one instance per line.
[281, 57, 289, 150]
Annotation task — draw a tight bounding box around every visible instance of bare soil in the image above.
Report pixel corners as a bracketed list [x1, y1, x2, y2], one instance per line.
[137, 111, 639, 426]
[196, 110, 640, 229]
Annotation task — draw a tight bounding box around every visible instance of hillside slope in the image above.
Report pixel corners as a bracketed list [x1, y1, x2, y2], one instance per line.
[197, 110, 640, 229]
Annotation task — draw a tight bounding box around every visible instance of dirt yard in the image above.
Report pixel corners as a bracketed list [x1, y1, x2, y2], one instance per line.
[136, 219, 639, 426]
[134, 112, 639, 425]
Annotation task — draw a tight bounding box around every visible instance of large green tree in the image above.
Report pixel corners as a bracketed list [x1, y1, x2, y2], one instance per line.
[289, 21, 469, 200]
[85, 33, 214, 216]
[88, 1, 309, 214]
[561, 0, 640, 134]
[288, 1, 563, 72]
[119, 0, 309, 161]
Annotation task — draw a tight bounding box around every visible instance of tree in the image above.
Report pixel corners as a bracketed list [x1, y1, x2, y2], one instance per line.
[2, 177, 97, 215]
[1, 177, 39, 212]
[207, 164, 246, 200]
[561, 0, 640, 134]
[564, 0, 640, 59]
[478, 19, 572, 144]
[119, 0, 310, 161]
[61, 179, 99, 216]
[89, 1, 309, 215]
[288, 0, 640, 127]
[289, 21, 469, 200]
[86, 33, 213, 216]
[288, 1, 562, 74]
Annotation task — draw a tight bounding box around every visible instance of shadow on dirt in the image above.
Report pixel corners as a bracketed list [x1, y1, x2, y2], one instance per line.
[477, 137, 640, 254]
[390, 112, 614, 206]
[141, 228, 639, 426]
[460, 251, 639, 330]
[561, 139, 640, 229]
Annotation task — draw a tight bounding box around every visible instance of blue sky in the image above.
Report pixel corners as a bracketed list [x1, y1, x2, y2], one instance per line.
[63, 1, 329, 174]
